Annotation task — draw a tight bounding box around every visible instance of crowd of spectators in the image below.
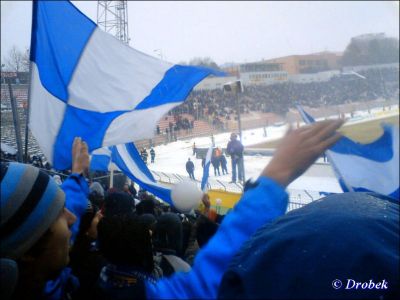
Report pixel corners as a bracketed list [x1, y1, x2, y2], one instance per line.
[171, 66, 399, 119]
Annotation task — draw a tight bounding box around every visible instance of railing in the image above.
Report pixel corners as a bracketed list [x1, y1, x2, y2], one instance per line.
[287, 201, 309, 212]
[150, 169, 323, 212]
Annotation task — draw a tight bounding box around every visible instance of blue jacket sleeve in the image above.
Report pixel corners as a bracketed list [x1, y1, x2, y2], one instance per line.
[145, 176, 288, 299]
[61, 173, 89, 243]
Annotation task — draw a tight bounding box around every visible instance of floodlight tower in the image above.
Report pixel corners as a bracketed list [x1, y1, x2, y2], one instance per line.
[97, 1, 130, 44]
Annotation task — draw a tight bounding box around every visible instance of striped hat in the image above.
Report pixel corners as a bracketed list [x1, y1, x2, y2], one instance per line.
[0, 162, 65, 259]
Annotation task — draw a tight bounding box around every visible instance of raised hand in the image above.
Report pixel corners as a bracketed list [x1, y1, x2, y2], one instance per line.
[71, 137, 89, 175]
[86, 211, 103, 240]
[262, 119, 344, 187]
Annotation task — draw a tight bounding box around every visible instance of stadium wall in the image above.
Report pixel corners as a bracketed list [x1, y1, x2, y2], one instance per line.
[288, 70, 341, 83]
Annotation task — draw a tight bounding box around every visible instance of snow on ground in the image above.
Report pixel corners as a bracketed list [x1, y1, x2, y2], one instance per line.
[147, 105, 398, 201]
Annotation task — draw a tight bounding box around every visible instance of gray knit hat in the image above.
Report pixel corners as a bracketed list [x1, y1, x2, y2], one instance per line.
[90, 181, 104, 197]
[0, 162, 65, 259]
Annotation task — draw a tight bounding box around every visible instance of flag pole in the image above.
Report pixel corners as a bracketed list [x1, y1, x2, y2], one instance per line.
[8, 78, 23, 162]
[110, 168, 114, 188]
[109, 151, 114, 189]
[24, 60, 33, 163]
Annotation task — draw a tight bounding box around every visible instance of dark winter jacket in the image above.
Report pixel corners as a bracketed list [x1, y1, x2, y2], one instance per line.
[211, 156, 220, 168]
[153, 213, 191, 276]
[220, 155, 227, 168]
[185, 161, 194, 173]
[226, 140, 244, 159]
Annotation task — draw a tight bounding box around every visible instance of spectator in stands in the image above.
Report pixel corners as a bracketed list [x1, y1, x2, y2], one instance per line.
[136, 196, 157, 216]
[95, 214, 159, 299]
[122, 183, 136, 200]
[0, 137, 90, 300]
[104, 192, 135, 218]
[170, 66, 398, 123]
[150, 147, 156, 163]
[226, 133, 244, 183]
[0, 163, 77, 300]
[196, 215, 219, 249]
[186, 158, 195, 180]
[69, 208, 106, 299]
[153, 213, 191, 277]
[89, 181, 105, 211]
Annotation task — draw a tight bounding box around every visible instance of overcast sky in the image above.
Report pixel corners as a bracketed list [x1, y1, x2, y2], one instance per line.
[1, 1, 399, 65]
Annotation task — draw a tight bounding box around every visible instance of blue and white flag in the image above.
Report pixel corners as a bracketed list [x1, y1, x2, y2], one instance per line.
[297, 105, 399, 200]
[111, 143, 172, 204]
[90, 143, 172, 204]
[201, 145, 213, 191]
[29, 1, 223, 170]
[89, 147, 111, 171]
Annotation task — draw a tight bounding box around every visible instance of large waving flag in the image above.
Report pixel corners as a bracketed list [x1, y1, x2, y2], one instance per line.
[89, 147, 112, 171]
[29, 1, 223, 170]
[201, 145, 213, 191]
[297, 106, 399, 200]
[90, 143, 172, 204]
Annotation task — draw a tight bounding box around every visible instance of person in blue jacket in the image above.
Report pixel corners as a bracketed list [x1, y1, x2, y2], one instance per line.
[43, 138, 90, 300]
[0, 119, 344, 300]
[0, 137, 90, 300]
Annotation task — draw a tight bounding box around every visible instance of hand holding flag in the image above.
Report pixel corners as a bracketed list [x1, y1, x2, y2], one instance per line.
[262, 119, 343, 187]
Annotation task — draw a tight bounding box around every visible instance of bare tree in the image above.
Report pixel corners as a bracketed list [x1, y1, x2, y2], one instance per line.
[2, 45, 30, 72]
[21, 47, 30, 72]
[341, 34, 399, 66]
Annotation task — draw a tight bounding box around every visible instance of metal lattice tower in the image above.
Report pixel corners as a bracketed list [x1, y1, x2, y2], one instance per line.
[97, 1, 130, 44]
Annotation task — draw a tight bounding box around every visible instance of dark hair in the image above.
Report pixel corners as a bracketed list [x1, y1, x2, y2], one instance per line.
[104, 192, 135, 218]
[75, 209, 96, 241]
[153, 213, 183, 254]
[137, 214, 157, 234]
[89, 191, 104, 211]
[196, 215, 219, 248]
[97, 215, 154, 273]
[136, 197, 156, 216]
